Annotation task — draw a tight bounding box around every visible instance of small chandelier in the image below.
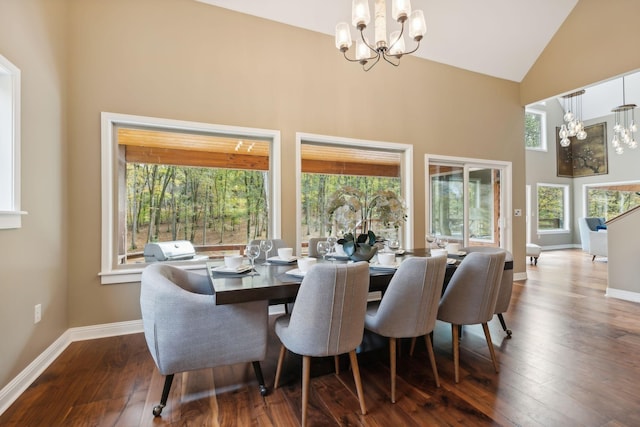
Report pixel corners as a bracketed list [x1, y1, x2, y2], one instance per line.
[334, 0, 427, 72]
[558, 90, 587, 147]
[611, 76, 637, 154]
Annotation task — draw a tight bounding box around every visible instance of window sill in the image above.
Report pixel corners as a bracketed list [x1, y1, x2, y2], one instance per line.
[99, 262, 207, 284]
[537, 229, 570, 235]
[0, 210, 28, 229]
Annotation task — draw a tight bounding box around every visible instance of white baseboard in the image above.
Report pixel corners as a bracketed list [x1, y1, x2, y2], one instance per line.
[0, 319, 143, 416]
[605, 288, 640, 303]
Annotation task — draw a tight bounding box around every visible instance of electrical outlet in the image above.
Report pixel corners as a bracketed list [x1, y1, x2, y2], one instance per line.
[34, 304, 42, 324]
[514, 209, 522, 217]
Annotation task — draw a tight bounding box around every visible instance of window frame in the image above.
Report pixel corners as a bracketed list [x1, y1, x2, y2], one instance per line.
[295, 133, 414, 253]
[525, 108, 547, 152]
[0, 54, 26, 229]
[100, 112, 281, 284]
[536, 183, 570, 234]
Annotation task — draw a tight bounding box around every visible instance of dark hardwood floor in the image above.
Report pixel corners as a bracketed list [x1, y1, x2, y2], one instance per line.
[2, 249, 640, 426]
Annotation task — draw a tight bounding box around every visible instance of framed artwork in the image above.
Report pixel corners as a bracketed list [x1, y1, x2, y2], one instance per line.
[557, 122, 608, 178]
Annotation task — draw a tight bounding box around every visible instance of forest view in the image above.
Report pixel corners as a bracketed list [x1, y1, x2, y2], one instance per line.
[123, 162, 401, 262]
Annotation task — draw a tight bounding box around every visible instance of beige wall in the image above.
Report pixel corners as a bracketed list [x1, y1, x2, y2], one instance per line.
[0, 0, 68, 388]
[65, 0, 527, 329]
[521, 0, 640, 105]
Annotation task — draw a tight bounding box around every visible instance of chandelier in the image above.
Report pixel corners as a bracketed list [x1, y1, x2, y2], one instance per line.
[334, 0, 427, 72]
[558, 90, 587, 147]
[611, 76, 637, 154]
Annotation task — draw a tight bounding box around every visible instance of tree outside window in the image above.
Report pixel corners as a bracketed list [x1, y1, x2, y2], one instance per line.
[537, 184, 568, 231]
[525, 109, 547, 151]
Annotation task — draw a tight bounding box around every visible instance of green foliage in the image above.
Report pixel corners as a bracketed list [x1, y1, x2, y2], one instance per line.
[525, 111, 542, 148]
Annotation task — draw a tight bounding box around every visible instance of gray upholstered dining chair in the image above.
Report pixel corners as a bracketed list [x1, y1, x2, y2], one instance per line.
[364, 256, 447, 403]
[140, 264, 269, 417]
[273, 262, 370, 427]
[437, 251, 506, 383]
[248, 238, 287, 261]
[461, 246, 514, 337]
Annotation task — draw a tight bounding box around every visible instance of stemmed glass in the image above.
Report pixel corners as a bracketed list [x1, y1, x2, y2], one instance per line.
[259, 239, 273, 265]
[436, 237, 448, 250]
[245, 244, 260, 275]
[387, 239, 400, 253]
[425, 234, 435, 256]
[316, 241, 330, 261]
[326, 236, 338, 260]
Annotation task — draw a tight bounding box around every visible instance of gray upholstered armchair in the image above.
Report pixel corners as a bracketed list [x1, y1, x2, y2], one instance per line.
[578, 217, 608, 261]
[140, 264, 269, 417]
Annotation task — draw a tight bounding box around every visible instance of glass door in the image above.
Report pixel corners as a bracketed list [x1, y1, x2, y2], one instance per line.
[427, 156, 510, 250]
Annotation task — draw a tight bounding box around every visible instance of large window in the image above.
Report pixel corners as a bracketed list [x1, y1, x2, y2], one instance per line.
[585, 182, 640, 221]
[0, 54, 24, 229]
[525, 109, 547, 151]
[537, 183, 569, 232]
[296, 134, 413, 253]
[101, 113, 280, 284]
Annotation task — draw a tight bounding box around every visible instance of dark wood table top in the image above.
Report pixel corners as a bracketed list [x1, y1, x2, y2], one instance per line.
[207, 248, 459, 305]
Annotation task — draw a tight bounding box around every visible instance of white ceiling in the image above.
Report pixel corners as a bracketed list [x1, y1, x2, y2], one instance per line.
[195, 0, 578, 82]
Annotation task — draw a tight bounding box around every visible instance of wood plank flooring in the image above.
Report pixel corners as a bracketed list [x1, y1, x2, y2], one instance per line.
[3, 249, 640, 426]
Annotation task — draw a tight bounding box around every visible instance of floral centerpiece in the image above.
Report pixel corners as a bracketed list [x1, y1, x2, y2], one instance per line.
[326, 186, 407, 261]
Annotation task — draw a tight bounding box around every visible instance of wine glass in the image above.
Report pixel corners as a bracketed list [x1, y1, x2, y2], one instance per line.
[245, 244, 260, 275]
[387, 239, 400, 253]
[259, 239, 273, 265]
[436, 238, 448, 250]
[425, 234, 435, 256]
[316, 241, 330, 261]
[326, 236, 338, 260]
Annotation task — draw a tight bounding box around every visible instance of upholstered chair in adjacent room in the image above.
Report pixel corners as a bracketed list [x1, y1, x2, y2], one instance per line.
[364, 256, 447, 403]
[273, 262, 370, 427]
[307, 236, 327, 257]
[461, 246, 514, 337]
[437, 251, 506, 383]
[140, 264, 269, 417]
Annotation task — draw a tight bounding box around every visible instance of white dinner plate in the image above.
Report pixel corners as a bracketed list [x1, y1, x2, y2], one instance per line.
[285, 268, 306, 277]
[447, 258, 457, 265]
[267, 256, 298, 264]
[211, 264, 253, 274]
[457, 251, 467, 256]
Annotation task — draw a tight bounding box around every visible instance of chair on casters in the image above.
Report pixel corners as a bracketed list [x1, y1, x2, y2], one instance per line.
[140, 264, 269, 417]
[461, 246, 514, 338]
[273, 262, 370, 427]
[437, 251, 506, 383]
[364, 256, 447, 403]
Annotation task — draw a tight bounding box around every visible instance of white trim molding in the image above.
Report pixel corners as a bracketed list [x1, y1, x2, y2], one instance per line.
[605, 288, 640, 303]
[0, 320, 143, 416]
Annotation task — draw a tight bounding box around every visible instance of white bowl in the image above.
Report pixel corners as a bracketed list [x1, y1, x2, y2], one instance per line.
[278, 247, 293, 259]
[224, 255, 244, 269]
[445, 243, 461, 253]
[377, 252, 396, 266]
[297, 257, 317, 273]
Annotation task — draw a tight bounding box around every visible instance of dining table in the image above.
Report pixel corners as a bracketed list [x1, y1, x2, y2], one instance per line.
[206, 248, 463, 305]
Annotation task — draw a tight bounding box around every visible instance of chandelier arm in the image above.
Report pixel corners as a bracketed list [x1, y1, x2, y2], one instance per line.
[362, 54, 381, 72]
[386, 21, 405, 53]
[381, 52, 400, 67]
[402, 39, 422, 56]
[342, 50, 366, 63]
[359, 28, 379, 59]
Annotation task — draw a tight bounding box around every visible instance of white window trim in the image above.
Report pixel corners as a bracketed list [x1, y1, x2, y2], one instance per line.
[525, 108, 547, 152]
[295, 133, 414, 253]
[536, 182, 570, 234]
[425, 154, 513, 252]
[100, 112, 281, 284]
[0, 54, 27, 229]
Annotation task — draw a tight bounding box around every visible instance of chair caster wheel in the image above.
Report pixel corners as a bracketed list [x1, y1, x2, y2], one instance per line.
[259, 385, 268, 396]
[506, 329, 512, 338]
[152, 404, 164, 417]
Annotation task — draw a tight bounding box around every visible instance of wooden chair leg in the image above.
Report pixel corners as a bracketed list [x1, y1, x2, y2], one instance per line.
[302, 356, 311, 427]
[452, 324, 460, 383]
[424, 334, 440, 388]
[409, 336, 417, 356]
[482, 323, 500, 373]
[348, 350, 367, 415]
[334, 355, 340, 375]
[390, 337, 397, 403]
[274, 345, 286, 389]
